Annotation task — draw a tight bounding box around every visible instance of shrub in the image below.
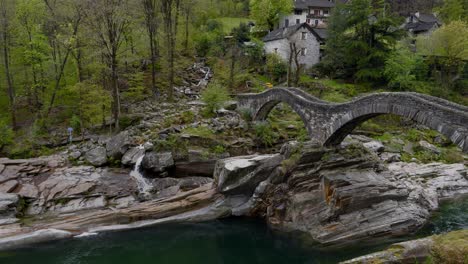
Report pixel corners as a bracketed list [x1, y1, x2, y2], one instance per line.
[212, 145, 226, 154]
[201, 82, 231, 116]
[0, 119, 14, 149]
[181, 111, 195, 124]
[265, 53, 287, 82]
[254, 121, 279, 147]
[239, 107, 253, 122]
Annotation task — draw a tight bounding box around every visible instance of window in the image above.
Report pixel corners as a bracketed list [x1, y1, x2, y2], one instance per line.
[315, 20, 319, 26]
[294, 9, 302, 15]
[296, 19, 300, 24]
[301, 48, 307, 56]
[324, 10, 329, 15]
[285, 19, 289, 27]
[274, 48, 278, 53]
[306, 19, 311, 24]
[301, 32, 307, 40]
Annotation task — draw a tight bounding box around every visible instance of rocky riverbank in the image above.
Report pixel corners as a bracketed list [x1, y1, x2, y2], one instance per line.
[0, 139, 466, 252]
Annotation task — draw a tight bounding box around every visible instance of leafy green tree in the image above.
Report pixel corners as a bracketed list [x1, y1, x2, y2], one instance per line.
[416, 20, 468, 88]
[436, 0, 467, 23]
[250, 0, 292, 31]
[319, 0, 403, 83]
[201, 81, 231, 116]
[384, 43, 420, 90]
[317, 2, 349, 79]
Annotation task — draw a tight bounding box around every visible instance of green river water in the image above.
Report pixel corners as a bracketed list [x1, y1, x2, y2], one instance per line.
[1, 197, 466, 264]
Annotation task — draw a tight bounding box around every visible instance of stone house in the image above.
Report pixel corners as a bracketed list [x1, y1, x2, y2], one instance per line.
[279, 0, 347, 28]
[263, 23, 326, 69]
[403, 12, 442, 36]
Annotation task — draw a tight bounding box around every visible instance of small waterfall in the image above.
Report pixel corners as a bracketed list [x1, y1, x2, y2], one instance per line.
[130, 147, 153, 195]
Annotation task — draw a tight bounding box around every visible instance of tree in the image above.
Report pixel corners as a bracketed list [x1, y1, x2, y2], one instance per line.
[161, 0, 180, 101]
[319, 0, 403, 83]
[436, 0, 467, 23]
[143, 0, 160, 97]
[384, 43, 419, 90]
[16, 0, 48, 111]
[317, 2, 349, 79]
[416, 20, 468, 88]
[250, 0, 293, 31]
[45, 0, 84, 116]
[181, 0, 196, 51]
[0, 0, 17, 129]
[85, 0, 130, 130]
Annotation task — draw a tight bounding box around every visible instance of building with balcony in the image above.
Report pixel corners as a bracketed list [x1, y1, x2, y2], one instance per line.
[279, 0, 344, 29]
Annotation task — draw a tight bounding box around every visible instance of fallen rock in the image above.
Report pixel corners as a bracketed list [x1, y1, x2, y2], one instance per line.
[214, 154, 283, 195]
[0, 192, 18, 218]
[141, 152, 174, 175]
[417, 140, 441, 154]
[0, 180, 18, 193]
[122, 146, 145, 166]
[106, 131, 131, 159]
[84, 147, 107, 167]
[363, 140, 385, 153]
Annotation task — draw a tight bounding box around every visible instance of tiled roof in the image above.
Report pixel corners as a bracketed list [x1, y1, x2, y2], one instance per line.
[294, 0, 336, 9]
[263, 24, 304, 42]
[263, 23, 326, 42]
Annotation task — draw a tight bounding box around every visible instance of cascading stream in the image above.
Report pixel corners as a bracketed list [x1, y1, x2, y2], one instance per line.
[130, 146, 153, 195]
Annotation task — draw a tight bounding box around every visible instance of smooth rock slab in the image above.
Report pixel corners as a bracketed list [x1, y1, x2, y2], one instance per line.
[0, 229, 73, 251]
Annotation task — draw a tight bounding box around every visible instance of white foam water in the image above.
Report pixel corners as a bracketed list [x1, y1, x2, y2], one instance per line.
[130, 146, 153, 195]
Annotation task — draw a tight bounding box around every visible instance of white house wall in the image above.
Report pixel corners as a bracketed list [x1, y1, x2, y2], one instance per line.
[264, 29, 321, 69]
[279, 14, 327, 28]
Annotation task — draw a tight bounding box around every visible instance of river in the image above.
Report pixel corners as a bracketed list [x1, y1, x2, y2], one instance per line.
[1, 197, 466, 264]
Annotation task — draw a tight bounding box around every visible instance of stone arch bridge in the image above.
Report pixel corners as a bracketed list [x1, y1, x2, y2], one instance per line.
[237, 88, 468, 153]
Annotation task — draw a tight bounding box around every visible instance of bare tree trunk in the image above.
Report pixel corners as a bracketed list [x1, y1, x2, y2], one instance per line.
[0, 0, 16, 129]
[46, 13, 82, 117]
[287, 43, 294, 86]
[143, 0, 159, 97]
[161, 0, 180, 101]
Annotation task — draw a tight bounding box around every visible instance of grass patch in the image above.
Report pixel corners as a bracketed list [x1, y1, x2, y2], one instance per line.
[216, 17, 251, 33]
[182, 126, 216, 139]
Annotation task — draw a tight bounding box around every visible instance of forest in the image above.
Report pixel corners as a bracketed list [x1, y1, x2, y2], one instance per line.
[0, 0, 466, 158]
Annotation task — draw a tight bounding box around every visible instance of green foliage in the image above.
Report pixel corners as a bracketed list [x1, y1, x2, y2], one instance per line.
[0, 120, 14, 149]
[182, 126, 215, 139]
[440, 148, 465, 164]
[254, 121, 279, 147]
[122, 72, 148, 102]
[436, 0, 468, 23]
[430, 230, 468, 263]
[181, 111, 195, 124]
[212, 145, 226, 154]
[319, 0, 403, 83]
[250, 0, 293, 31]
[239, 107, 253, 123]
[265, 54, 287, 82]
[416, 21, 468, 89]
[201, 82, 231, 116]
[70, 115, 82, 133]
[384, 43, 419, 90]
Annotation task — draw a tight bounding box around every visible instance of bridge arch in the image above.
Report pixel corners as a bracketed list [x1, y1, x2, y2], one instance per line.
[237, 88, 468, 153]
[323, 93, 468, 151]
